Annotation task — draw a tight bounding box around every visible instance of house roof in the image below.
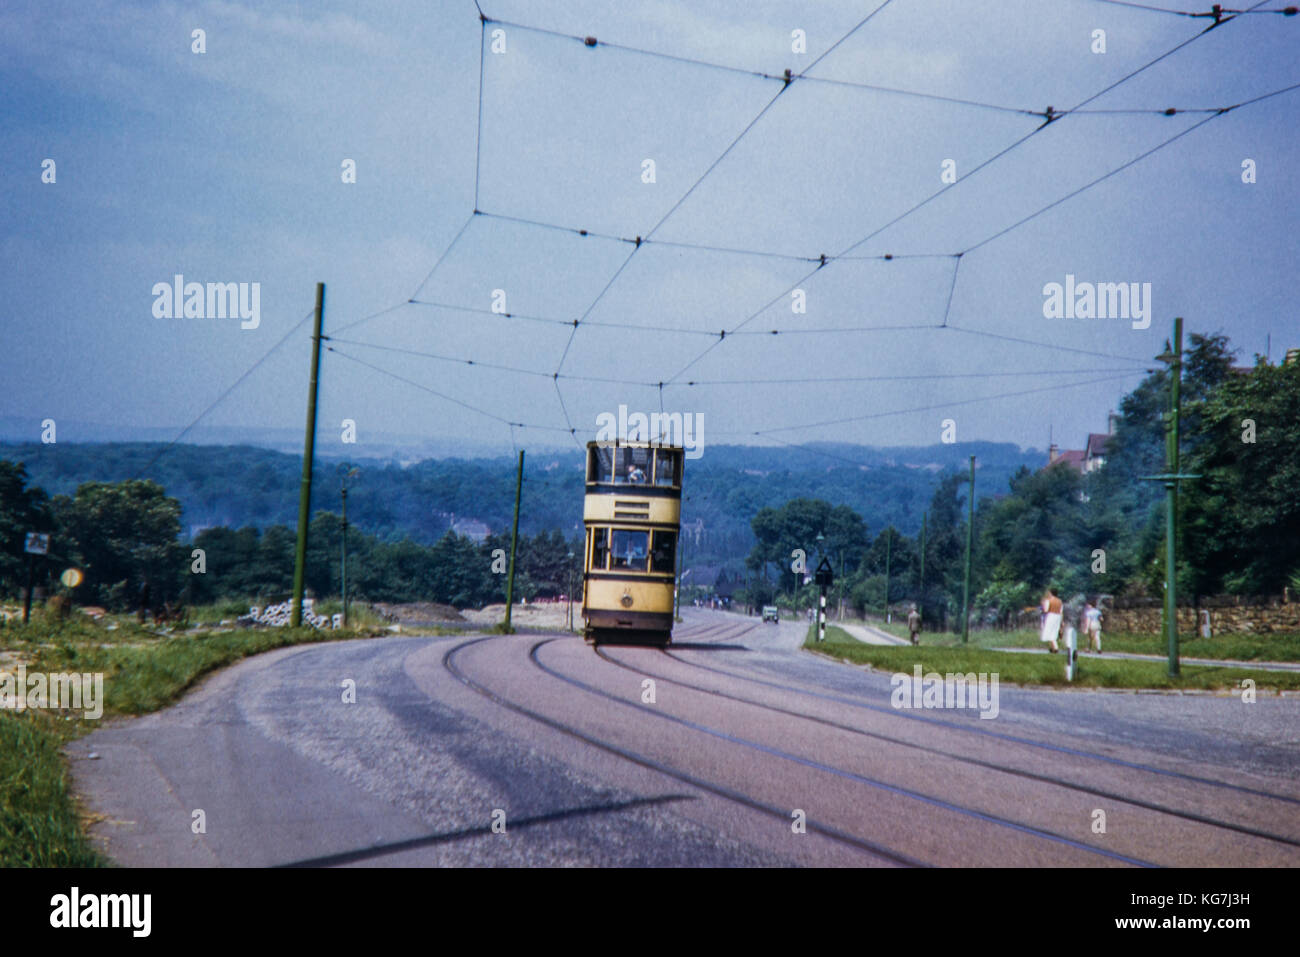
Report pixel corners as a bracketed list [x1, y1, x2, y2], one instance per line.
[1085, 433, 1111, 456]
[1053, 449, 1087, 470]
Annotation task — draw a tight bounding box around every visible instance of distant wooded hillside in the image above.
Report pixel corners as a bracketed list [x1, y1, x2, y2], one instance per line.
[4, 440, 1038, 571]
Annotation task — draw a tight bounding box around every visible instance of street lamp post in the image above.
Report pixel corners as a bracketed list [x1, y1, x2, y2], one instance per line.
[338, 464, 359, 627]
[567, 549, 575, 632]
[815, 531, 826, 641]
[838, 553, 844, 621]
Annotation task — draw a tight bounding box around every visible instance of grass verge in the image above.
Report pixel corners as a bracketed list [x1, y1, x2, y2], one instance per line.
[0, 609, 404, 867]
[805, 624, 1300, 692]
[846, 620, 1300, 662]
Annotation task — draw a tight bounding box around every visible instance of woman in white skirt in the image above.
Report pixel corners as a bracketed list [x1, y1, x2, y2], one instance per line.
[1039, 587, 1063, 653]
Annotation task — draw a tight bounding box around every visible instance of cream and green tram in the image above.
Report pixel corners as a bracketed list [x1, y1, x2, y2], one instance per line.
[582, 441, 682, 646]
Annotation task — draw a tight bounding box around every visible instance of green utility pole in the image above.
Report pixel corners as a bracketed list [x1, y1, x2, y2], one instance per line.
[673, 535, 681, 620]
[838, 553, 844, 621]
[341, 484, 348, 627]
[1166, 321, 1181, 675]
[1163, 318, 1184, 677]
[961, 455, 975, 644]
[1140, 318, 1197, 678]
[883, 529, 892, 621]
[291, 283, 325, 628]
[918, 514, 926, 621]
[339, 464, 358, 628]
[567, 550, 575, 632]
[503, 450, 524, 632]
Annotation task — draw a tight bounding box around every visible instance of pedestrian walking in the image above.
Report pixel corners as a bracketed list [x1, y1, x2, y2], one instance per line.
[1039, 587, 1062, 653]
[1084, 599, 1103, 653]
[907, 604, 921, 646]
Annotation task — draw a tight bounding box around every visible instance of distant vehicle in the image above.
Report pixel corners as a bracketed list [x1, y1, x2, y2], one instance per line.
[762, 605, 779, 623]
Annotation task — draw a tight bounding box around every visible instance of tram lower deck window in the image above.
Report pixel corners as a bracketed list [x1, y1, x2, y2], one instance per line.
[590, 528, 610, 570]
[651, 530, 676, 574]
[610, 529, 649, 571]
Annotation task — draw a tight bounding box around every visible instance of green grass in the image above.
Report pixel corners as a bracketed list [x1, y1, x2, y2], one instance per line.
[0, 712, 106, 867]
[861, 617, 913, 641]
[0, 609, 403, 867]
[1071, 630, 1300, 662]
[805, 624, 1300, 692]
[185, 598, 254, 624]
[847, 619, 1300, 663]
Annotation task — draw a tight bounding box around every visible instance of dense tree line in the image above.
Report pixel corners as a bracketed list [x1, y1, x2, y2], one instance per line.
[5, 440, 1038, 576]
[739, 334, 1300, 629]
[0, 468, 582, 611]
[6, 333, 1292, 624]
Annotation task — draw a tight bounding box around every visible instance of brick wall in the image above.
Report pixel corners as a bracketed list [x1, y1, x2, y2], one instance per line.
[1102, 595, 1300, 635]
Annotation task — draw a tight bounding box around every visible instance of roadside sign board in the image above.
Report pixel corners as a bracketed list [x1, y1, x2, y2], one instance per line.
[814, 556, 834, 587]
[24, 532, 49, 555]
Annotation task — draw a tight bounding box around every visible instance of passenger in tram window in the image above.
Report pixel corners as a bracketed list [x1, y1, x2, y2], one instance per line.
[626, 462, 646, 483]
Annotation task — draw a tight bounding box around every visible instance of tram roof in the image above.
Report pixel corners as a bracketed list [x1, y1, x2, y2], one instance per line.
[586, 439, 684, 451]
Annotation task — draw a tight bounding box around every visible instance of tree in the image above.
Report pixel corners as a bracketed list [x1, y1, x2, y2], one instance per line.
[53, 480, 183, 609]
[1182, 357, 1300, 594]
[920, 472, 970, 626]
[0, 461, 53, 597]
[975, 464, 1086, 594]
[746, 498, 867, 595]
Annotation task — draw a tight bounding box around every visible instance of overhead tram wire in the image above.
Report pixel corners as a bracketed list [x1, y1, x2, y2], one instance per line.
[799, 0, 896, 75]
[330, 211, 480, 339]
[483, 6, 1228, 118]
[1085, 0, 1297, 16]
[474, 9, 487, 211]
[942, 76, 1300, 342]
[960, 114, 1224, 257]
[324, 333, 1145, 387]
[720, 371, 1148, 439]
[341, 4, 1289, 459]
[327, 346, 573, 435]
[405, 298, 724, 336]
[527, 4, 883, 444]
[681, 367, 1149, 386]
[659, 2, 1273, 387]
[134, 308, 317, 478]
[703, 372, 1144, 471]
[324, 337, 661, 386]
[942, 327, 1159, 363]
[335, 1, 494, 340]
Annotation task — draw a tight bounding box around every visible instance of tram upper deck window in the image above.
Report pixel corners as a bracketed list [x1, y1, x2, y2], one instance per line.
[588, 446, 614, 484]
[588, 445, 658, 485]
[653, 448, 680, 487]
[610, 529, 649, 571]
[615, 447, 651, 485]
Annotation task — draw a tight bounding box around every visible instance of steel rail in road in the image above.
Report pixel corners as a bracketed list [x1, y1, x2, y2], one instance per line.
[660, 632, 1300, 808]
[594, 645, 1300, 852]
[441, 634, 925, 866]
[524, 638, 1155, 866]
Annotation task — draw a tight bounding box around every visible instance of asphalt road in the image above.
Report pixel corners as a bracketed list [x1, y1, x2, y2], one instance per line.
[68, 608, 1300, 867]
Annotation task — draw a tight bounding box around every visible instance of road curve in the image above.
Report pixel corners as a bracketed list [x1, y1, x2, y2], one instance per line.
[67, 608, 1300, 866]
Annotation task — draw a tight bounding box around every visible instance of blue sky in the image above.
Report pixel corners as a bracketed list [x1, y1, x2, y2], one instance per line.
[2, 0, 1297, 461]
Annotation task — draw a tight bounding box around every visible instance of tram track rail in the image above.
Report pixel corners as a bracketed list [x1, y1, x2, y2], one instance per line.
[441, 634, 925, 866]
[593, 644, 1300, 851]
[661, 625, 1300, 809]
[517, 634, 1159, 868]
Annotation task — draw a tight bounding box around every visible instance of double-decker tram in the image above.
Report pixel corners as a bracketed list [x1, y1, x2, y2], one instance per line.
[581, 440, 682, 647]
